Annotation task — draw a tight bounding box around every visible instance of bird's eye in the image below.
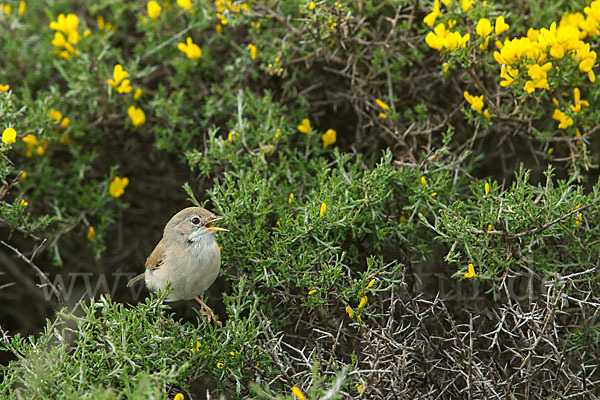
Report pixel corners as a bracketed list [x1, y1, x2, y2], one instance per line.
[191, 217, 201, 225]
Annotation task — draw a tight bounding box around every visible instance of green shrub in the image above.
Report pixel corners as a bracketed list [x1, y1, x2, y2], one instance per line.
[1, 0, 599, 398]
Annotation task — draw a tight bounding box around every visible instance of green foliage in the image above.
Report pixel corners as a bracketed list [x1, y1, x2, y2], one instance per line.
[1, 281, 274, 398]
[1, 0, 599, 398]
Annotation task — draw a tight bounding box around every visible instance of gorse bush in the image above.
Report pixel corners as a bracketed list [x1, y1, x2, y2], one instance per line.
[1, 0, 599, 398]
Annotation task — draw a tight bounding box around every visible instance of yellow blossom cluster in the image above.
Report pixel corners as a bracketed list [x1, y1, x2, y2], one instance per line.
[22, 134, 48, 157]
[423, 1, 509, 52]
[0, 1, 25, 17]
[49, 109, 70, 129]
[50, 13, 81, 60]
[463, 91, 490, 120]
[551, 88, 589, 130]
[296, 118, 337, 148]
[214, 0, 250, 33]
[97, 16, 116, 31]
[425, 23, 469, 51]
[476, 16, 510, 50]
[108, 64, 132, 94]
[107, 65, 146, 126]
[560, 1, 600, 40]
[345, 279, 375, 321]
[494, 21, 597, 95]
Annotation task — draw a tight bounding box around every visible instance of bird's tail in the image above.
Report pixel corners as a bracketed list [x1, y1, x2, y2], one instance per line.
[127, 273, 145, 287]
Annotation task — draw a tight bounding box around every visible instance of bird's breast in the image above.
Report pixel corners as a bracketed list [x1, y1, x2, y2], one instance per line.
[148, 241, 221, 301]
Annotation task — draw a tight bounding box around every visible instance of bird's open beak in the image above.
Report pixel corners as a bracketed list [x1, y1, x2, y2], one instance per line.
[205, 215, 228, 232]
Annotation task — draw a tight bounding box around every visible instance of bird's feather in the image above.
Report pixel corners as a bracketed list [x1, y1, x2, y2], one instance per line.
[145, 239, 166, 271]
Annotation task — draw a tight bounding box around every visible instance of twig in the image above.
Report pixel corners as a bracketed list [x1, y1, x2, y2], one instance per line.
[1, 240, 64, 307]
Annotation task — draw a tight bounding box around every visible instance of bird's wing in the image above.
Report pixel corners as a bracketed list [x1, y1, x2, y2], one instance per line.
[145, 239, 167, 271]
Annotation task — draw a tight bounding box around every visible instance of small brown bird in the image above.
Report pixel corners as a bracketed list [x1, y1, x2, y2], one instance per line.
[127, 207, 228, 322]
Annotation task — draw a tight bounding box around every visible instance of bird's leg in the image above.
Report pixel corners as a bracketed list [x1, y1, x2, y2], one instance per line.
[194, 296, 220, 326]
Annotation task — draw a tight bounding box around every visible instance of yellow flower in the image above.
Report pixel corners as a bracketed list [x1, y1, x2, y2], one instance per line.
[375, 98, 390, 111]
[177, 0, 192, 10]
[423, 0, 440, 27]
[18, 1, 25, 16]
[174, 394, 184, 400]
[476, 18, 492, 38]
[87, 226, 96, 240]
[484, 182, 489, 196]
[60, 117, 70, 128]
[487, 224, 492, 231]
[378, 112, 387, 119]
[322, 128, 336, 148]
[495, 16, 509, 35]
[355, 383, 364, 393]
[2, 127, 17, 145]
[345, 305, 355, 319]
[22, 133, 39, 157]
[464, 263, 476, 278]
[133, 88, 143, 101]
[19, 171, 27, 181]
[109, 176, 129, 198]
[308, 289, 317, 295]
[319, 202, 327, 218]
[50, 13, 79, 34]
[569, 88, 590, 113]
[309, 1, 316, 10]
[20, 199, 28, 207]
[108, 64, 128, 88]
[458, 263, 476, 278]
[51, 32, 66, 48]
[288, 192, 294, 204]
[357, 296, 367, 310]
[127, 106, 146, 127]
[463, 91, 484, 114]
[420, 176, 427, 186]
[96, 15, 115, 31]
[178, 37, 202, 60]
[216, 361, 224, 369]
[291, 386, 306, 400]
[0, 84, 9, 93]
[147, 1, 162, 20]
[366, 278, 375, 288]
[461, 0, 473, 12]
[248, 43, 257, 60]
[115, 78, 131, 93]
[22, 134, 38, 145]
[49, 109, 63, 121]
[552, 109, 573, 129]
[297, 118, 311, 133]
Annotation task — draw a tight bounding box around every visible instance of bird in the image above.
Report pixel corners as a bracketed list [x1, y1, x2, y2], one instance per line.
[127, 207, 228, 323]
